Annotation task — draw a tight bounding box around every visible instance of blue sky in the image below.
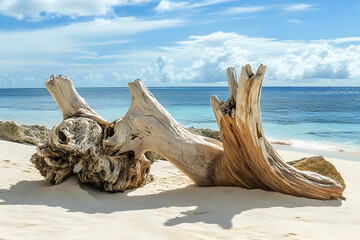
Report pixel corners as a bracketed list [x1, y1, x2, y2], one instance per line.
[0, 0, 359, 87]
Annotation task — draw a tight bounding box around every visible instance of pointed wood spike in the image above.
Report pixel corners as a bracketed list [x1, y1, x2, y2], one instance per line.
[239, 66, 249, 85]
[210, 95, 225, 127]
[255, 64, 267, 81]
[245, 64, 254, 78]
[45, 75, 108, 125]
[226, 67, 238, 101]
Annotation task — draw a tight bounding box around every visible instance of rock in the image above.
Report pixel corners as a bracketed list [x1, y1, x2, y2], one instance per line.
[0, 121, 23, 142]
[189, 127, 222, 141]
[288, 156, 346, 189]
[0, 120, 50, 145]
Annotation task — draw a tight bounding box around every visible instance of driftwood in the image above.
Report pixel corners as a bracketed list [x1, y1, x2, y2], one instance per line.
[31, 77, 150, 192]
[31, 65, 345, 199]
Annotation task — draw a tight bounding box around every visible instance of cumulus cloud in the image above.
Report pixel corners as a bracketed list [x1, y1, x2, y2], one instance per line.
[0, 0, 151, 20]
[132, 32, 360, 85]
[1, 30, 360, 87]
[265, 43, 360, 81]
[155, 0, 188, 13]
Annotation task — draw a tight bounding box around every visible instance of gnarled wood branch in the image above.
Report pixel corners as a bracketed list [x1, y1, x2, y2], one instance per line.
[31, 65, 344, 200]
[103, 79, 224, 186]
[45, 75, 108, 125]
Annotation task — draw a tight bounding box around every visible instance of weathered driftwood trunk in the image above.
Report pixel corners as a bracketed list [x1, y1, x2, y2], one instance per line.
[210, 65, 344, 200]
[31, 65, 344, 200]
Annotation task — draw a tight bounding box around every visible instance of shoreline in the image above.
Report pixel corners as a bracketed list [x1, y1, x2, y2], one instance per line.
[273, 144, 360, 162]
[0, 139, 359, 239]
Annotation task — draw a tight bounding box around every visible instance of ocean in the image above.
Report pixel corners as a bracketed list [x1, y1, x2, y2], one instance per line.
[0, 86, 359, 153]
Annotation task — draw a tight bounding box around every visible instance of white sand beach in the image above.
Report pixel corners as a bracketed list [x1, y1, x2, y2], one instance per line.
[0, 139, 359, 240]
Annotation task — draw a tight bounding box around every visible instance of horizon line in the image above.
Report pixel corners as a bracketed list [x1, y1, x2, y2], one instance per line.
[1, 85, 360, 89]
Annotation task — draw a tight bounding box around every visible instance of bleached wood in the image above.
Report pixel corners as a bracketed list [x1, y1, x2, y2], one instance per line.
[227, 67, 238, 102]
[45, 75, 108, 125]
[31, 67, 345, 199]
[210, 64, 344, 200]
[31, 77, 150, 192]
[103, 79, 223, 186]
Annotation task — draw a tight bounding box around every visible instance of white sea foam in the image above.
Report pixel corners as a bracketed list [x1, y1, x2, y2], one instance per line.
[268, 137, 360, 153]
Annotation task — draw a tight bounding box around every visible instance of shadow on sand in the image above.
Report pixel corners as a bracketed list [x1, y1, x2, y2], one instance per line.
[0, 177, 342, 229]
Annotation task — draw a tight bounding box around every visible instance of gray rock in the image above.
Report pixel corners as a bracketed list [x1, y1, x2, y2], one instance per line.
[0, 120, 50, 145]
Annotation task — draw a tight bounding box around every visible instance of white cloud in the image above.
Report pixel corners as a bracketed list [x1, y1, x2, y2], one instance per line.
[224, 6, 267, 14]
[264, 43, 360, 81]
[140, 56, 176, 83]
[84, 73, 105, 84]
[155, 0, 230, 13]
[155, 0, 188, 13]
[0, 0, 152, 20]
[0, 16, 182, 55]
[283, 3, 313, 12]
[0, 16, 183, 87]
[2, 30, 360, 87]
[328, 37, 360, 44]
[129, 32, 360, 86]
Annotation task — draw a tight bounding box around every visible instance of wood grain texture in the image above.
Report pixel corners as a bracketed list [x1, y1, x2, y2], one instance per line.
[211, 64, 344, 200]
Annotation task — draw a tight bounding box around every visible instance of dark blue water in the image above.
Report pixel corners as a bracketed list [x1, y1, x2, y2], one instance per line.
[0, 87, 359, 152]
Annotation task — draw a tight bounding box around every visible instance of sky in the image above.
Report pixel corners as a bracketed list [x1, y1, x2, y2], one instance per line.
[0, 0, 359, 87]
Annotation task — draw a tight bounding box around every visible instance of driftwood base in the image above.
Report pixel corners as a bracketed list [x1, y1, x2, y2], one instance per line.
[31, 117, 150, 192]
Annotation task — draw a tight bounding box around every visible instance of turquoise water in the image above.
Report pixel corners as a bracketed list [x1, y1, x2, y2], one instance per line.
[0, 87, 359, 152]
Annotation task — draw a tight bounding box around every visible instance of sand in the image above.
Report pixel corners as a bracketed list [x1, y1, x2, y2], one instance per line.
[0, 139, 359, 240]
